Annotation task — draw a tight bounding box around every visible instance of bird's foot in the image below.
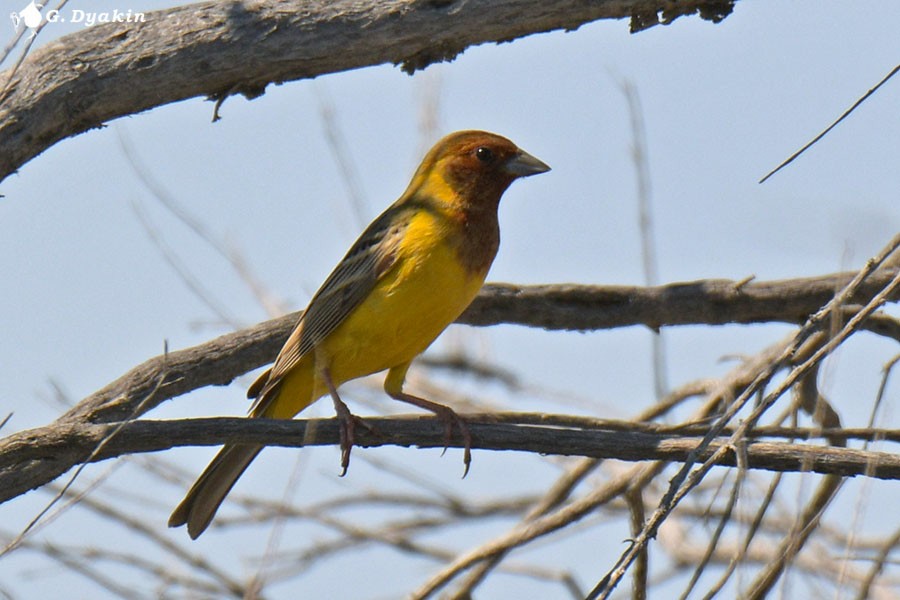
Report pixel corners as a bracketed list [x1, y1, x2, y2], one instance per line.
[390, 392, 472, 477]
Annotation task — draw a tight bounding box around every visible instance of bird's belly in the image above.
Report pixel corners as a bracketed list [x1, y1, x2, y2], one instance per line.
[321, 242, 485, 385]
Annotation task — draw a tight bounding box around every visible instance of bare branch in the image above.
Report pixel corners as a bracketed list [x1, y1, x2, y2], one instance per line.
[2, 415, 898, 506]
[745, 474, 844, 599]
[412, 463, 664, 598]
[0, 0, 734, 183]
[759, 63, 900, 183]
[618, 77, 669, 398]
[51, 269, 900, 428]
[626, 487, 649, 600]
[591, 234, 900, 597]
[2, 266, 897, 568]
[855, 525, 900, 600]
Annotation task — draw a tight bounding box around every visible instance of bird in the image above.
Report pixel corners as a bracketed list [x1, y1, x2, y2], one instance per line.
[169, 130, 550, 539]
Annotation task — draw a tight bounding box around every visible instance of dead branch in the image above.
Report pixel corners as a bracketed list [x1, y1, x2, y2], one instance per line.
[0, 0, 734, 183]
[51, 269, 900, 428]
[1, 415, 898, 505]
[591, 237, 900, 598]
[1, 268, 897, 593]
[412, 463, 664, 599]
[442, 368, 730, 598]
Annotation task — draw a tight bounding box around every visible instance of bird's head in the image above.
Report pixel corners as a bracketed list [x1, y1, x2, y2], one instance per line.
[406, 130, 550, 211]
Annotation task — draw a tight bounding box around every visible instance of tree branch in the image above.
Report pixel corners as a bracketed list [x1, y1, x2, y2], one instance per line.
[2, 415, 897, 504]
[3, 270, 898, 506]
[57, 269, 900, 426]
[0, 0, 734, 183]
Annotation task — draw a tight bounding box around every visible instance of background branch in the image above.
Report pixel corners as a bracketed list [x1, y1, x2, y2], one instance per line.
[0, 0, 734, 183]
[55, 269, 900, 427]
[1, 270, 896, 506]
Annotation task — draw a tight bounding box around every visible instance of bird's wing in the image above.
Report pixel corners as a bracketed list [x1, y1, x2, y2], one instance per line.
[249, 202, 416, 408]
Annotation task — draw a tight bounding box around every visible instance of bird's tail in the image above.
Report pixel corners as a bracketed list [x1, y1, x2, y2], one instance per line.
[168, 443, 263, 539]
[171, 362, 318, 538]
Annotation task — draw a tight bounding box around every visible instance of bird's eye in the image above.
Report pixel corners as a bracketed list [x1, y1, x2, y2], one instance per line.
[475, 147, 495, 163]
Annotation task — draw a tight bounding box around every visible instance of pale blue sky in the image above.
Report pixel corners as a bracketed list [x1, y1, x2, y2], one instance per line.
[1, 1, 898, 597]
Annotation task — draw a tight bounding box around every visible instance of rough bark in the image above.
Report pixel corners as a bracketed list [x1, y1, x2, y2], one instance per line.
[0, 0, 734, 182]
[56, 269, 900, 425]
[0, 270, 897, 505]
[2, 415, 896, 504]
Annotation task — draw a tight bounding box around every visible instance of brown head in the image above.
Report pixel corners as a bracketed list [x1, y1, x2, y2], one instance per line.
[403, 130, 550, 212]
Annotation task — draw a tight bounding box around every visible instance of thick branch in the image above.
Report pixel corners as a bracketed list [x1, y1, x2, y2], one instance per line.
[469, 271, 900, 331]
[0, 0, 734, 183]
[3, 270, 897, 506]
[2, 415, 897, 503]
[58, 269, 900, 425]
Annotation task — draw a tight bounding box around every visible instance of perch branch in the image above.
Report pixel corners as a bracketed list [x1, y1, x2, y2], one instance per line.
[1, 415, 898, 504]
[2, 270, 899, 505]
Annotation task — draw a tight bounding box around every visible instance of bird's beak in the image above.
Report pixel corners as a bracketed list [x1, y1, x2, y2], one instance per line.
[504, 149, 551, 177]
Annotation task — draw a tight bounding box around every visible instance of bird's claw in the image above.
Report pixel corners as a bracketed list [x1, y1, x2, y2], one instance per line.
[436, 410, 472, 478]
[335, 411, 378, 476]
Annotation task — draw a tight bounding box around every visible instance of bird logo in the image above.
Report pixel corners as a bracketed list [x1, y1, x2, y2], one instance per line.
[10, 1, 43, 38]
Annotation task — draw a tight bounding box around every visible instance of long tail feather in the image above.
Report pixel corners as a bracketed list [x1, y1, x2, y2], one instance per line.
[168, 444, 263, 539]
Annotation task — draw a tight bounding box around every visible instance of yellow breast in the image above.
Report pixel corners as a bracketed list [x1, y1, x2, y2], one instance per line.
[321, 208, 488, 385]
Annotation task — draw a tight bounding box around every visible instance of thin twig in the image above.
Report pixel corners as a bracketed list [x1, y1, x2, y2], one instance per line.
[591, 235, 900, 598]
[700, 472, 783, 600]
[410, 463, 664, 599]
[127, 194, 241, 328]
[679, 445, 748, 600]
[1, 345, 172, 557]
[627, 487, 648, 600]
[854, 525, 900, 600]
[118, 127, 285, 320]
[314, 83, 369, 230]
[760, 63, 900, 183]
[744, 475, 844, 599]
[50, 484, 248, 597]
[619, 77, 668, 398]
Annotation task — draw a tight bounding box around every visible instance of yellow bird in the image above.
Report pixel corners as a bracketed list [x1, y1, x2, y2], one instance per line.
[169, 130, 550, 538]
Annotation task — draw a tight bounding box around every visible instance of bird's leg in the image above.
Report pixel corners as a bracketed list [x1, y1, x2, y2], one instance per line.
[321, 368, 360, 476]
[384, 364, 472, 476]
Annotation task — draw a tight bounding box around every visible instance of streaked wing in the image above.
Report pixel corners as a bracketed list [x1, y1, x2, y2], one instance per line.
[257, 203, 412, 397]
